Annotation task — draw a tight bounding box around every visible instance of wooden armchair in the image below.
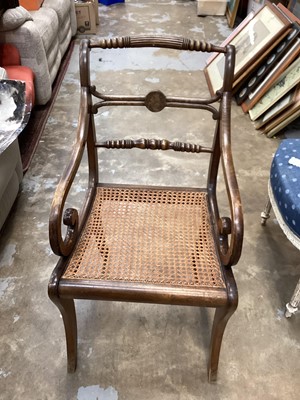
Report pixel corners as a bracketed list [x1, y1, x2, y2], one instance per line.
[48, 36, 243, 382]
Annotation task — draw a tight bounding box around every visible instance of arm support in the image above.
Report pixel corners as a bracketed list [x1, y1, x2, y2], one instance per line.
[49, 88, 90, 257]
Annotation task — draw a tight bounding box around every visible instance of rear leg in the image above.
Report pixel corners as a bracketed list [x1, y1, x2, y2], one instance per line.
[208, 302, 237, 382]
[208, 268, 238, 382]
[50, 295, 78, 372]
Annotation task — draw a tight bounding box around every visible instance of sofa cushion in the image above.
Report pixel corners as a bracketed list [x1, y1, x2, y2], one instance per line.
[43, 0, 70, 24]
[29, 7, 61, 86]
[19, 0, 44, 11]
[46, 40, 61, 84]
[0, 6, 33, 32]
[69, 0, 77, 36]
[0, 0, 76, 105]
[58, 18, 72, 56]
[42, 0, 74, 55]
[29, 8, 59, 54]
[0, 43, 21, 66]
[1, 23, 52, 105]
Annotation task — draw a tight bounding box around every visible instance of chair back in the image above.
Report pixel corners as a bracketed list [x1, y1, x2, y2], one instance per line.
[80, 35, 236, 195]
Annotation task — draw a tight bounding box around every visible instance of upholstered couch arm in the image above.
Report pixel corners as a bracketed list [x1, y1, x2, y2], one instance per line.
[69, 0, 77, 37]
[0, 5, 33, 31]
[0, 6, 52, 105]
[0, 1, 76, 105]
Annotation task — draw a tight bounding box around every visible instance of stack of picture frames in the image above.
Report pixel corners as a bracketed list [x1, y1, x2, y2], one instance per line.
[205, 1, 300, 138]
[226, 0, 243, 28]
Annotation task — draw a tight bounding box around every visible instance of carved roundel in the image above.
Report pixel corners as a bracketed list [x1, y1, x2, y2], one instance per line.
[145, 90, 167, 112]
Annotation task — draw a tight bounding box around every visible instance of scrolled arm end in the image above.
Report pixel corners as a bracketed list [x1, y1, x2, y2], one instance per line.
[63, 207, 79, 253]
[49, 206, 79, 258]
[217, 205, 243, 268]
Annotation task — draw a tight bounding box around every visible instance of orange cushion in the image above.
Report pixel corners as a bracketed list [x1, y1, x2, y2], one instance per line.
[19, 0, 44, 11]
[0, 43, 21, 66]
[5, 65, 35, 106]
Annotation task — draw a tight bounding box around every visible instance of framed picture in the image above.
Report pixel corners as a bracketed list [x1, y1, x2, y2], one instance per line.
[261, 86, 300, 135]
[206, 10, 255, 65]
[204, 3, 291, 95]
[265, 107, 300, 137]
[249, 56, 300, 121]
[288, 0, 300, 18]
[235, 24, 300, 106]
[276, 3, 299, 23]
[241, 35, 300, 111]
[226, 0, 241, 28]
[247, 0, 265, 15]
[254, 84, 299, 129]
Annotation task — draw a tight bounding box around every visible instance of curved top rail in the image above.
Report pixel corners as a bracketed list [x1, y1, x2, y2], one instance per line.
[89, 35, 227, 54]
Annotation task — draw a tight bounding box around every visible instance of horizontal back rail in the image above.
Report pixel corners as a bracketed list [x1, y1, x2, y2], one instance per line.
[96, 138, 213, 153]
[89, 35, 227, 53]
[90, 88, 221, 118]
[81, 36, 235, 94]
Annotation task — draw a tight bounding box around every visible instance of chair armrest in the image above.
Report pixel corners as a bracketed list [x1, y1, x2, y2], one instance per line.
[49, 88, 91, 257]
[218, 93, 244, 268]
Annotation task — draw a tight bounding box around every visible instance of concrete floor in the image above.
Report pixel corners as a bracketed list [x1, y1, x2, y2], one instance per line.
[0, 1, 299, 399]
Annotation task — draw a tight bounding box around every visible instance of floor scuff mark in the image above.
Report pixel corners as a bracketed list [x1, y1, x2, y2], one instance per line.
[0, 243, 16, 268]
[0, 278, 15, 300]
[0, 369, 11, 379]
[13, 314, 20, 324]
[77, 385, 118, 400]
[276, 308, 285, 321]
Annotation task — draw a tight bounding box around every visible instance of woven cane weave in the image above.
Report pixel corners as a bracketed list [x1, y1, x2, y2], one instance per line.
[62, 187, 225, 289]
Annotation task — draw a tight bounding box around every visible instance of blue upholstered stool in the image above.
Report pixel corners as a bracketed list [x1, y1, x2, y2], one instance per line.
[99, 0, 124, 5]
[261, 139, 300, 317]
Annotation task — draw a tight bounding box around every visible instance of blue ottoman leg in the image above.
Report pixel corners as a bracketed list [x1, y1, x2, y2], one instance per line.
[261, 198, 272, 226]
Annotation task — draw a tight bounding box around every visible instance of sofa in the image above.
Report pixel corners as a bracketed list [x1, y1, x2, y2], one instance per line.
[0, 43, 35, 230]
[0, 0, 77, 105]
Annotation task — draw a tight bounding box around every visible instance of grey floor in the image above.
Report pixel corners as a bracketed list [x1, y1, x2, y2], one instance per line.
[0, 1, 299, 399]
